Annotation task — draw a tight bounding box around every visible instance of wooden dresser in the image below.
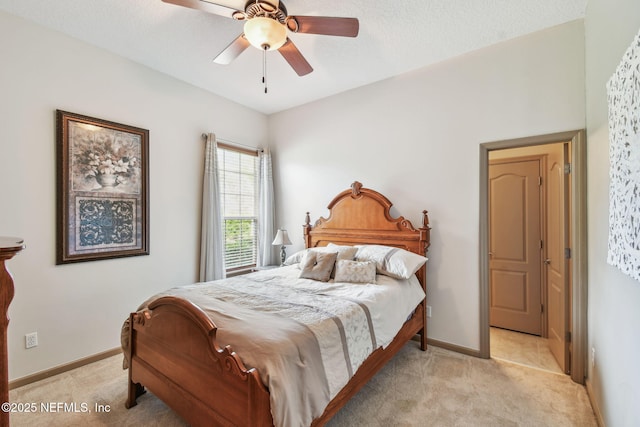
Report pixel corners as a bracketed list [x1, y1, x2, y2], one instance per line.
[0, 237, 25, 426]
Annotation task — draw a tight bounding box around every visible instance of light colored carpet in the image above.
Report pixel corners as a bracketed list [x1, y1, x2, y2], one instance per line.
[9, 344, 596, 426]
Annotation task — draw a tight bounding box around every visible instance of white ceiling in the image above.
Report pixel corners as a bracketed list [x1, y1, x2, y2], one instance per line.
[0, 0, 587, 115]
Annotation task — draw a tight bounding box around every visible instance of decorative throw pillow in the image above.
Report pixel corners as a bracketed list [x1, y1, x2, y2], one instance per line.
[299, 251, 338, 282]
[334, 259, 377, 284]
[289, 245, 358, 270]
[305, 245, 357, 262]
[314, 245, 358, 278]
[355, 245, 428, 279]
[326, 243, 358, 261]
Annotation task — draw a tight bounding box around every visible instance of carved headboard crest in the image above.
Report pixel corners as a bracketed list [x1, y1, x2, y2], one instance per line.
[303, 181, 431, 257]
[350, 181, 363, 198]
[302, 182, 431, 288]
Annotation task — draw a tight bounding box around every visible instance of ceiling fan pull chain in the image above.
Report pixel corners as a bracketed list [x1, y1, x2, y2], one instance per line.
[263, 45, 268, 93]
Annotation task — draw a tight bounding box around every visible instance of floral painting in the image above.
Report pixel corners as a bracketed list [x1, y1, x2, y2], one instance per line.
[56, 110, 149, 264]
[70, 122, 142, 194]
[606, 27, 640, 282]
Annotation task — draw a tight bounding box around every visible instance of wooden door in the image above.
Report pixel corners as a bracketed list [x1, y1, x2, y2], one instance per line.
[489, 159, 542, 335]
[545, 144, 570, 373]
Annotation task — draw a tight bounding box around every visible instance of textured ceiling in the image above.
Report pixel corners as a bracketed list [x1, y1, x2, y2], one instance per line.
[0, 0, 587, 114]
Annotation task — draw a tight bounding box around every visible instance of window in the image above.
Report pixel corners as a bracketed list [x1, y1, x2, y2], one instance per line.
[217, 144, 259, 272]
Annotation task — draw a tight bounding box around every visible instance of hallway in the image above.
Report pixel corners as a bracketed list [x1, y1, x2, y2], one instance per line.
[490, 327, 563, 374]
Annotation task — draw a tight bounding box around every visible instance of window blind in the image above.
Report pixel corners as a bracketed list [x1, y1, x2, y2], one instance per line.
[217, 145, 259, 271]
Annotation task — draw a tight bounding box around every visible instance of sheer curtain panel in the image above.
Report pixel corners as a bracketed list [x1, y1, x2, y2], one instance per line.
[257, 149, 276, 267]
[200, 133, 226, 281]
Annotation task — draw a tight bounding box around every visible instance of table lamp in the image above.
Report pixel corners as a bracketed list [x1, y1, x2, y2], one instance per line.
[272, 229, 292, 266]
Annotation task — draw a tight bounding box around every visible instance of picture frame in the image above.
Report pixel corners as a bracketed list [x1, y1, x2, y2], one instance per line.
[606, 28, 640, 282]
[56, 110, 149, 264]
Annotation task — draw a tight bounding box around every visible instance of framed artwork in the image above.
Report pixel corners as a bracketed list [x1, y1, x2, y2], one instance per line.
[56, 110, 149, 264]
[606, 27, 640, 282]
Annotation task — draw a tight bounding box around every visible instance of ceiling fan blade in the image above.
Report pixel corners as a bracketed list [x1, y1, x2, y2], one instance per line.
[278, 38, 313, 76]
[213, 34, 250, 64]
[286, 16, 359, 37]
[161, 0, 239, 19]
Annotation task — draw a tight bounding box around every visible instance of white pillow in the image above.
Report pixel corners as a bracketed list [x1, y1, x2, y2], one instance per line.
[284, 250, 306, 266]
[355, 245, 427, 279]
[334, 259, 377, 284]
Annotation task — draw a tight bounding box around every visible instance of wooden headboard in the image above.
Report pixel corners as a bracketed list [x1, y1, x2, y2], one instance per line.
[303, 181, 431, 288]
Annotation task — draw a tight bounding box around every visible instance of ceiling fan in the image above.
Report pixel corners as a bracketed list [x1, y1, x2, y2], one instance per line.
[161, 0, 359, 78]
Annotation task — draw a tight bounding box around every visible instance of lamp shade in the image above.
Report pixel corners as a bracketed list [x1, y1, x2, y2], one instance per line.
[272, 229, 292, 246]
[244, 17, 287, 51]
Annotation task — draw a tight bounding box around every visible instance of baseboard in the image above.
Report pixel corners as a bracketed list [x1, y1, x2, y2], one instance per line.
[585, 378, 606, 427]
[427, 337, 483, 358]
[9, 347, 121, 390]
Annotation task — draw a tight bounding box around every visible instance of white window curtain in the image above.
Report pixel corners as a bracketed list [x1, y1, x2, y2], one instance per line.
[199, 133, 226, 281]
[257, 149, 276, 267]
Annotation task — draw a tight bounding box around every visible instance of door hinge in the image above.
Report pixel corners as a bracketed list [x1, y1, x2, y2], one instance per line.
[541, 304, 544, 314]
[566, 331, 572, 343]
[540, 240, 544, 249]
[564, 163, 572, 174]
[565, 248, 571, 259]
[539, 176, 543, 186]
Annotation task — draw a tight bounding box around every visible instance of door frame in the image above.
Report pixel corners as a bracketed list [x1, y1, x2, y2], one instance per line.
[479, 129, 587, 384]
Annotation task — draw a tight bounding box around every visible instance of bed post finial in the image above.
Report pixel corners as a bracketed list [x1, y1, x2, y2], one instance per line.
[303, 212, 311, 249]
[351, 181, 363, 197]
[422, 210, 430, 229]
[421, 210, 431, 255]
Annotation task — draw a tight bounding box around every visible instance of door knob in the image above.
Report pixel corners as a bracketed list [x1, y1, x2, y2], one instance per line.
[544, 258, 551, 265]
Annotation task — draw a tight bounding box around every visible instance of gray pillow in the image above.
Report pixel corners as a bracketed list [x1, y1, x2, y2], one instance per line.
[287, 245, 358, 268]
[299, 251, 338, 282]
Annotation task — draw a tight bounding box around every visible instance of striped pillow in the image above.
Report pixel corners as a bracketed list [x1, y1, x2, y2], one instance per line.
[355, 245, 427, 279]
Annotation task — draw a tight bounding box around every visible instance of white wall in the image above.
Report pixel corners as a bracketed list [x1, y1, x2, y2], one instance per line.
[269, 20, 585, 351]
[585, 0, 640, 425]
[0, 11, 267, 380]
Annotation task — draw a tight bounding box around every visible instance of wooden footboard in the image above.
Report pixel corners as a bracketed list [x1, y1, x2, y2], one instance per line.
[125, 296, 273, 427]
[126, 295, 425, 427]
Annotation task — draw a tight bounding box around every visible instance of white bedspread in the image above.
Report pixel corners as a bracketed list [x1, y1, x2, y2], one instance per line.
[126, 265, 425, 427]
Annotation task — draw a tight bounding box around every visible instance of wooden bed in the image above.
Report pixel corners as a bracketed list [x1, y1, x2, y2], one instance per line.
[125, 181, 431, 426]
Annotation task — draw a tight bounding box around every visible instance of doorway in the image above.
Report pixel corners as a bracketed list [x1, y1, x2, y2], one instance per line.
[488, 143, 567, 374]
[479, 130, 587, 385]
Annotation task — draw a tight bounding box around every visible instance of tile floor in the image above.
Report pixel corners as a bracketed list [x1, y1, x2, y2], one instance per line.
[490, 326, 563, 374]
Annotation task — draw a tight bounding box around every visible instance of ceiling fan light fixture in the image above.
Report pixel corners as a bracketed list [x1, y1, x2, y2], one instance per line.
[244, 17, 287, 51]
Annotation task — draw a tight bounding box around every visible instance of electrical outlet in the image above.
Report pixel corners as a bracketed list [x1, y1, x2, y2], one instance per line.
[426, 305, 432, 318]
[25, 332, 38, 349]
